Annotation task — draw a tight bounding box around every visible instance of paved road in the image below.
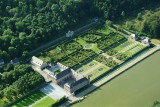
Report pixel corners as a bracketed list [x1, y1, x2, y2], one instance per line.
[61, 46, 160, 106]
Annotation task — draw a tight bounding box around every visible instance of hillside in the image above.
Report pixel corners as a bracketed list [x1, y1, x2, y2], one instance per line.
[0, 0, 159, 61]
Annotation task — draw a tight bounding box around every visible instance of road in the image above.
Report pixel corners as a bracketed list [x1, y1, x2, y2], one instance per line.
[61, 46, 160, 107]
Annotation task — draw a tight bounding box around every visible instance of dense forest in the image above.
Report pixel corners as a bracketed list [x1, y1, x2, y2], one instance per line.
[0, 64, 45, 103]
[0, 0, 160, 62]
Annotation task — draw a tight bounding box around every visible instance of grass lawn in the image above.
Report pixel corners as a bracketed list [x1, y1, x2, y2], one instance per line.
[124, 44, 145, 56]
[97, 26, 112, 35]
[114, 40, 133, 51]
[77, 39, 101, 53]
[90, 44, 102, 53]
[151, 39, 160, 44]
[76, 39, 88, 47]
[87, 65, 110, 81]
[77, 60, 98, 74]
[11, 90, 46, 107]
[32, 97, 56, 107]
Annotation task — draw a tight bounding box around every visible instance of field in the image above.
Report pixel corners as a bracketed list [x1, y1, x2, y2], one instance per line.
[32, 97, 55, 107]
[74, 51, 160, 107]
[11, 90, 46, 107]
[39, 25, 146, 82]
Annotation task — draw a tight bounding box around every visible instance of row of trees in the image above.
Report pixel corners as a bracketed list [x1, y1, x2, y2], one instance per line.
[0, 72, 45, 101]
[0, 65, 32, 88]
[0, 0, 159, 61]
[141, 11, 160, 38]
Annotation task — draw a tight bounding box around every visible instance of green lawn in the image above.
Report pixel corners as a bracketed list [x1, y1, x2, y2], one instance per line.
[125, 44, 145, 56]
[90, 44, 102, 53]
[151, 39, 160, 44]
[87, 65, 110, 81]
[97, 26, 112, 35]
[114, 40, 133, 51]
[32, 97, 56, 107]
[11, 90, 46, 107]
[77, 60, 98, 74]
[76, 39, 88, 47]
[77, 39, 101, 53]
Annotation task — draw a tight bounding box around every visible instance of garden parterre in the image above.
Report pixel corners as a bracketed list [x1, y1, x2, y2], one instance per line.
[39, 26, 146, 82]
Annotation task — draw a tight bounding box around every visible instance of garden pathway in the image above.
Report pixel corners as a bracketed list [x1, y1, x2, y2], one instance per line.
[101, 53, 122, 63]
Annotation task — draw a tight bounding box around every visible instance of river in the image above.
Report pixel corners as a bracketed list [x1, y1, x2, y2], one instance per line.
[74, 51, 160, 107]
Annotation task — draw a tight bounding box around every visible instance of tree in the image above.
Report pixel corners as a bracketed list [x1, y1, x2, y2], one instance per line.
[21, 51, 30, 61]
[152, 101, 160, 107]
[8, 47, 18, 58]
[105, 20, 113, 27]
[15, 21, 25, 31]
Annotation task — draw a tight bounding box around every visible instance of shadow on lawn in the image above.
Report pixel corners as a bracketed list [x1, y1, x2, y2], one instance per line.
[13, 91, 46, 107]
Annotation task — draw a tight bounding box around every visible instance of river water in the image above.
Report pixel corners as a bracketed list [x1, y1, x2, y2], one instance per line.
[74, 51, 160, 107]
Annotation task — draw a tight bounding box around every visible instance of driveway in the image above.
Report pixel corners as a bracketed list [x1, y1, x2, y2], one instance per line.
[40, 83, 69, 100]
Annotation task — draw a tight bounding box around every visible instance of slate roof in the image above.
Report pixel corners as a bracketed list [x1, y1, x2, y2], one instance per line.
[54, 68, 72, 80]
[70, 77, 88, 88]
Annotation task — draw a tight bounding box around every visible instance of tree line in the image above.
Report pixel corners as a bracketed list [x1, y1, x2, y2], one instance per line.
[0, 64, 45, 102]
[0, 0, 159, 62]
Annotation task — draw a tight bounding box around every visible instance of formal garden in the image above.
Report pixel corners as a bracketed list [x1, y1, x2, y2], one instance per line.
[39, 25, 147, 82]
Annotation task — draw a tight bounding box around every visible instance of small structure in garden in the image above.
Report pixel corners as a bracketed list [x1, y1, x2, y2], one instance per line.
[141, 38, 150, 46]
[0, 59, 4, 66]
[66, 30, 74, 37]
[130, 34, 137, 41]
[11, 58, 20, 66]
[31, 56, 48, 69]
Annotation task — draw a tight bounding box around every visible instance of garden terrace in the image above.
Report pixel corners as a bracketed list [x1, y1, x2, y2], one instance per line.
[107, 50, 118, 56]
[115, 53, 129, 61]
[114, 40, 146, 58]
[86, 65, 110, 82]
[47, 40, 82, 62]
[59, 57, 77, 68]
[94, 55, 118, 68]
[71, 51, 90, 64]
[96, 26, 112, 35]
[79, 33, 102, 42]
[62, 40, 82, 51]
[97, 33, 127, 50]
[80, 50, 96, 58]
[38, 25, 146, 83]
